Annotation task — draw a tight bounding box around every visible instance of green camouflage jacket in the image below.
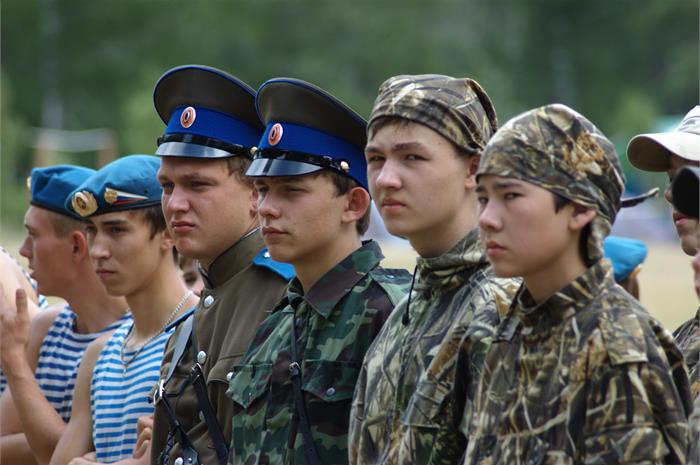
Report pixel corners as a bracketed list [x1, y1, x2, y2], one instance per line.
[463, 260, 692, 465]
[674, 308, 700, 398]
[227, 241, 410, 465]
[349, 229, 517, 465]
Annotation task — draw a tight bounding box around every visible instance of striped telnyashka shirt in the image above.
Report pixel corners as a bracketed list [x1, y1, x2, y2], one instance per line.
[90, 318, 176, 463]
[34, 307, 130, 421]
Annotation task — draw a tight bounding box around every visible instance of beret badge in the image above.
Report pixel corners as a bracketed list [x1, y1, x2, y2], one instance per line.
[71, 191, 98, 217]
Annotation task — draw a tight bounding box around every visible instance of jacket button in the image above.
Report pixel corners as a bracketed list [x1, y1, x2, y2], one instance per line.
[203, 295, 214, 307]
[197, 351, 207, 365]
[226, 371, 234, 381]
[325, 387, 336, 397]
[174, 458, 184, 465]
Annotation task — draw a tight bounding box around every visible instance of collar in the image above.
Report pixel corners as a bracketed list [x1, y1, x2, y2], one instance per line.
[200, 229, 265, 288]
[517, 259, 612, 330]
[413, 228, 487, 292]
[283, 240, 384, 319]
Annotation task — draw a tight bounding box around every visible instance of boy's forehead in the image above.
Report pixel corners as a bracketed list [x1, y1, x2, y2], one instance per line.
[160, 156, 227, 174]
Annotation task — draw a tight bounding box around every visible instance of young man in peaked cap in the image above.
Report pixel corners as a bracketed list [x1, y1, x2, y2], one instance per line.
[627, 106, 700, 402]
[462, 104, 691, 464]
[149, 65, 294, 465]
[349, 75, 518, 465]
[0, 166, 128, 465]
[226, 78, 411, 465]
[51, 155, 198, 464]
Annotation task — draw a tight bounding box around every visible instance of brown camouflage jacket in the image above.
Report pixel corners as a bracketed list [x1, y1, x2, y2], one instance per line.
[674, 308, 700, 399]
[349, 229, 517, 465]
[226, 241, 411, 465]
[462, 260, 692, 465]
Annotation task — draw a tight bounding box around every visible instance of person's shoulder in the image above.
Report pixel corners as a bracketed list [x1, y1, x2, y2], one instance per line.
[30, 305, 65, 337]
[367, 266, 412, 306]
[250, 248, 296, 282]
[584, 288, 654, 366]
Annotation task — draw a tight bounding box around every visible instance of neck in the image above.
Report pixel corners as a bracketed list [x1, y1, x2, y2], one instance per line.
[410, 201, 479, 258]
[200, 222, 258, 271]
[125, 260, 197, 343]
[63, 270, 128, 334]
[523, 247, 588, 304]
[294, 234, 362, 292]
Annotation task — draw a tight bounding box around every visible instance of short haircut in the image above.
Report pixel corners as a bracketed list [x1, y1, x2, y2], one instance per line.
[133, 204, 168, 239]
[225, 156, 254, 188]
[552, 193, 593, 266]
[46, 210, 86, 238]
[316, 170, 371, 235]
[368, 116, 476, 159]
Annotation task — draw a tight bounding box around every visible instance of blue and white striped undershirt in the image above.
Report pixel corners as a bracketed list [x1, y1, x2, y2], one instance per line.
[34, 307, 130, 421]
[90, 317, 178, 463]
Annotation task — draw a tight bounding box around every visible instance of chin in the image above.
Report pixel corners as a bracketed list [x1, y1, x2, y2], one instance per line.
[266, 246, 296, 265]
[680, 235, 699, 256]
[488, 261, 521, 279]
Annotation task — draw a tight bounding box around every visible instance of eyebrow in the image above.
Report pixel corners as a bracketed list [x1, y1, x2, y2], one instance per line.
[365, 141, 427, 154]
[95, 218, 131, 227]
[477, 179, 525, 193]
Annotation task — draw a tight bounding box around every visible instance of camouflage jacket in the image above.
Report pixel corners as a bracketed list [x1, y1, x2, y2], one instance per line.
[674, 308, 700, 398]
[227, 241, 411, 465]
[689, 390, 700, 465]
[463, 260, 692, 465]
[349, 229, 518, 465]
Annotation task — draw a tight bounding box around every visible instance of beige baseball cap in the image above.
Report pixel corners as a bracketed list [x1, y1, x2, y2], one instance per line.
[627, 105, 700, 172]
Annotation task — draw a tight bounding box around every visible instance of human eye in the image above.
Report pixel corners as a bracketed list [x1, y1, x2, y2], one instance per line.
[503, 192, 521, 200]
[366, 154, 385, 164]
[477, 195, 489, 207]
[255, 185, 268, 197]
[85, 224, 97, 235]
[405, 154, 425, 161]
[160, 181, 174, 194]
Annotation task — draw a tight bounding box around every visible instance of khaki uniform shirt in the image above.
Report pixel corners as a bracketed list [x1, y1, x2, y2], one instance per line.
[463, 260, 692, 465]
[227, 241, 411, 465]
[151, 232, 293, 465]
[349, 230, 518, 465]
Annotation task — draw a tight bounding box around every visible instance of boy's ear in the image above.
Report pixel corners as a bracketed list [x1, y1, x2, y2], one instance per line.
[342, 186, 371, 225]
[159, 227, 176, 252]
[568, 203, 597, 232]
[249, 185, 259, 218]
[70, 230, 89, 259]
[464, 154, 480, 190]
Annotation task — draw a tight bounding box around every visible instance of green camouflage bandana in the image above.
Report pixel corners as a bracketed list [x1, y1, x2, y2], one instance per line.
[368, 74, 498, 154]
[477, 103, 626, 261]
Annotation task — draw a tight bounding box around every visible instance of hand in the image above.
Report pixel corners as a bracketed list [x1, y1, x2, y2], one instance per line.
[0, 289, 30, 366]
[67, 453, 98, 465]
[132, 414, 153, 459]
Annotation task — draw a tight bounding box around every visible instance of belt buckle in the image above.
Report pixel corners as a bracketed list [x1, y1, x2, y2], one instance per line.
[152, 379, 165, 405]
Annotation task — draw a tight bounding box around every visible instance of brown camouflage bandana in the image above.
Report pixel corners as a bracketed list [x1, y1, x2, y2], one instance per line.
[477, 103, 626, 261]
[368, 74, 498, 154]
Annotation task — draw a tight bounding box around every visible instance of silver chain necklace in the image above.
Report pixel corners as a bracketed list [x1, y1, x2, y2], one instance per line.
[120, 290, 193, 372]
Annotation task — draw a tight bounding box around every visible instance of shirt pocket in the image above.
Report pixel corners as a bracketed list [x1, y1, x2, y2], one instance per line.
[301, 359, 361, 432]
[401, 377, 450, 427]
[227, 363, 273, 410]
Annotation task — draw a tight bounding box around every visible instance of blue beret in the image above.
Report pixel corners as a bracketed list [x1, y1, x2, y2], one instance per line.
[153, 65, 263, 159]
[603, 236, 648, 283]
[28, 165, 96, 220]
[246, 78, 369, 190]
[66, 155, 162, 218]
[671, 166, 699, 219]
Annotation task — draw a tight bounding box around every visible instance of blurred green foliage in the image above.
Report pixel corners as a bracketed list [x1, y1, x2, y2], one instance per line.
[1, 0, 697, 234]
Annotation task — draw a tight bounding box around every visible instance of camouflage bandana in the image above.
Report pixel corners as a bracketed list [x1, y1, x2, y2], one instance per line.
[478, 103, 626, 261]
[368, 74, 498, 154]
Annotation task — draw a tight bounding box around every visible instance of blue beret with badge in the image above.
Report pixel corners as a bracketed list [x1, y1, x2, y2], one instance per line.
[246, 78, 369, 190]
[28, 165, 96, 220]
[603, 236, 648, 283]
[66, 155, 162, 218]
[153, 65, 263, 159]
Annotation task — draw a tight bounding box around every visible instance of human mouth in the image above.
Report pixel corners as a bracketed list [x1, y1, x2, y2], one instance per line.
[484, 240, 506, 258]
[170, 220, 196, 234]
[380, 197, 406, 212]
[261, 226, 286, 237]
[95, 268, 116, 280]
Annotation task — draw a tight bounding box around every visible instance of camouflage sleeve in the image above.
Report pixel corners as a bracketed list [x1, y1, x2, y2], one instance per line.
[580, 333, 689, 464]
[348, 361, 369, 465]
[689, 391, 700, 465]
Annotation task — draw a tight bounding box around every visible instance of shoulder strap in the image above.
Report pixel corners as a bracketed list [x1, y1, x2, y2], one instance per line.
[289, 314, 321, 465]
[164, 312, 194, 384]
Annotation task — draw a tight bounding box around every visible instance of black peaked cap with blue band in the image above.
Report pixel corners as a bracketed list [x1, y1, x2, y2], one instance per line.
[247, 78, 369, 190]
[28, 165, 96, 220]
[153, 65, 263, 159]
[66, 155, 162, 218]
